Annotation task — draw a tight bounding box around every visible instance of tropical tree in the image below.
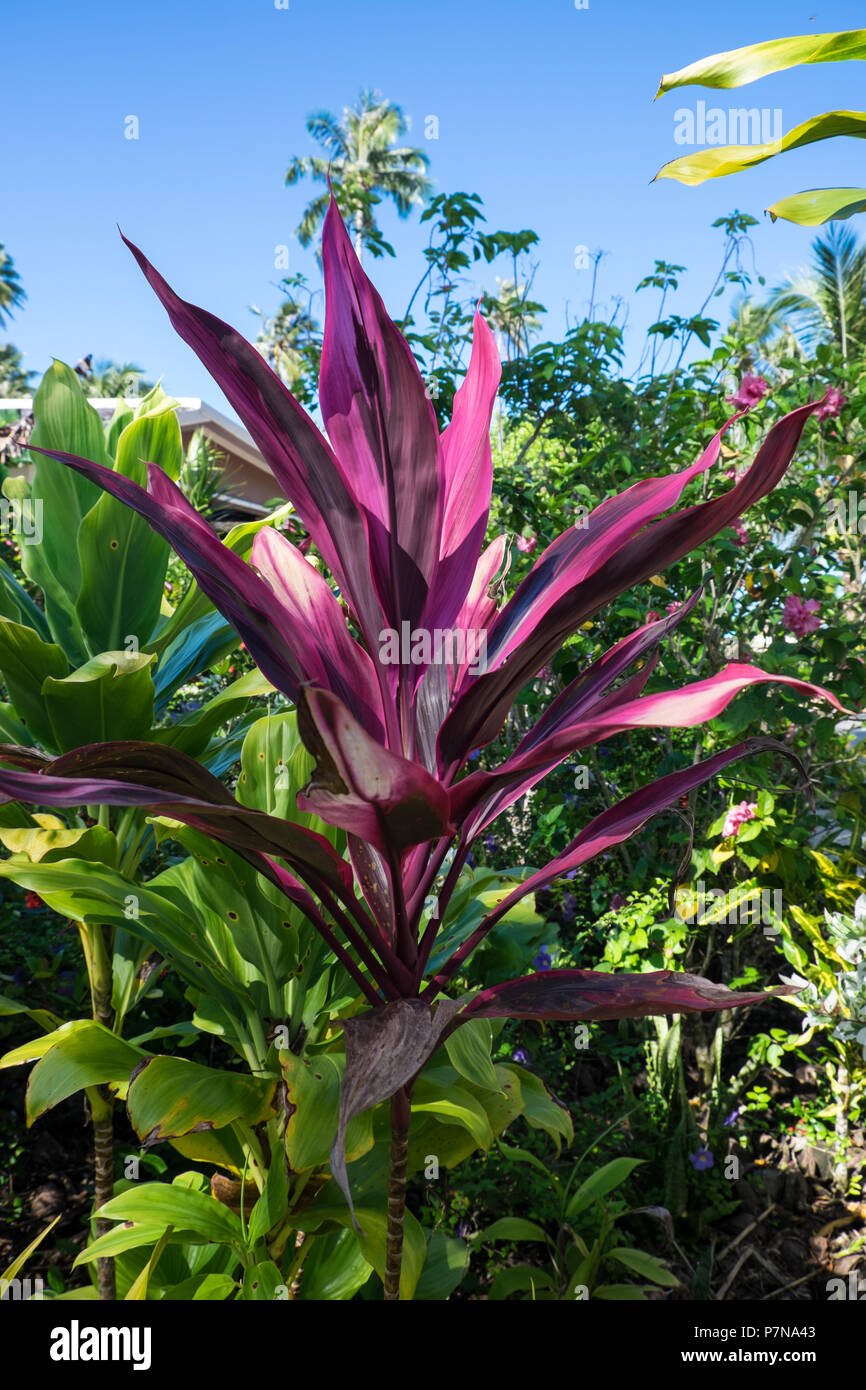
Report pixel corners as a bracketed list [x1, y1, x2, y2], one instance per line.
[0, 200, 841, 1300]
[78, 359, 154, 398]
[762, 225, 866, 359]
[250, 276, 321, 402]
[0, 245, 26, 328]
[481, 279, 545, 361]
[286, 90, 432, 260]
[0, 344, 34, 397]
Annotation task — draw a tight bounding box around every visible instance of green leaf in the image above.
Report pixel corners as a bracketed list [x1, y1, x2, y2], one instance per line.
[280, 1051, 373, 1172]
[0, 618, 68, 746]
[41, 650, 156, 751]
[476, 1217, 548, 1242]
[76, 400, 181, 653]
[247, 1152, 289, 1248]
[97, 1182, 244, 1248]
[1, 1214, 61, 1284]
[606, 1246, 680, 1286]
[593, 1283, 650, 1300]
[13, 1021, 145, 1122]
[153, 669, 273, 758]
[411, 1076, 494, 1150]
[0, 823, 118, 868]
[655, 111, 866, 187]
[296, 1229, 372, 1301]
[236, 710, 339, 844]
[445, 1017, 500, 1091]
[504, 1064, 573, 1145]
[298, 1204, 427, 1301]
[23, 361, 107, 661]
[413, 1230, 470, 1300]
[766, 187, 866, 225]
[655, 29, 866, 95]
[488, 1264, 556, 1299]
[126, 1055, 277, 1147]
[566, 1158, 644, 1221]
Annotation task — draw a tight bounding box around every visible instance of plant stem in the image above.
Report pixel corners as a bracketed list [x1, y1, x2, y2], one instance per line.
[87, 1085, 116, 1300]
[384, 1085, 412, 1301]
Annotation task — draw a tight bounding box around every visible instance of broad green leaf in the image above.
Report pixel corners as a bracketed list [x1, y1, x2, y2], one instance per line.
[23, 361, 106, 661]
[153, 668, 273, 757]
[297, 1204, 427, 1301]
[0, 702, 34, 745]
[0, 993, 62, 1034]
[76, 398, 180, 653]
[162, 1273, 238, 1301]
[280, 1051, 374, 1172]
[606, 1246, 680, 1286]
[42, 650, 156, 751]
[413, 1230, 470, 1300]
[0, 823, 117, 868]
[656, 111, 866, 186]
[97, 1182, 244, 1248]
[241, 1260, 285, 1301]
[23, 1022, 145, 1123]
[1, 1017, 97, 1069]
[445, 1017, 500, 1091]
[0, 618, 68, 746]
[655, 29, 866, 95]
[767, 187, 866, 225]
[296, 1229, 373, 1301]
[411, 1077, 494, 1151]
[566, 1158, 644, 1221]
[503, 1063, 573, 1145]
[247, 1151, 289, 1247]
[126, 1055, 278, 1146]
[236, 711, 340, 844]
[124, 1229, 173, 1301]
[477, 1217, 548, 1242]
[488, 1264, 556, 1299]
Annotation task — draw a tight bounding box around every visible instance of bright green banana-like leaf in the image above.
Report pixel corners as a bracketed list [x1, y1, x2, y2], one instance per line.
[22, 362, 106, 663]
[76, 390, 180, 654]
[42, 650, 156, 751]
[654, 29, 866, 223]
[656, 110, 866, 185]
[0, 1019, 145, 1124]
[0, 619, 68, 747]
[126, 1055, 277, 1146]
[655, 28, 866, 95]
[767, 187, 866, 224]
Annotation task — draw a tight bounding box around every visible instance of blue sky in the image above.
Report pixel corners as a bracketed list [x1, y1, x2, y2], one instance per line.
[3, 0, 865, 412]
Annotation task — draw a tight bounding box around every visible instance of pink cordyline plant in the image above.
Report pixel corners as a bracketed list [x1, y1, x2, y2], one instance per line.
[0, 197, 845, 1297]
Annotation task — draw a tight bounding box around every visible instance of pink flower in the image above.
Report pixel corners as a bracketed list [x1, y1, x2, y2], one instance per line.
[782, 594, 821, 640]
[647, 609, 660, 623]
[726, 374, 769, 412]
[665, 601, 679, 614]
[813, 388, 846, 422]
[729, 518, 749, 547]
[722, 801, 758, 838]
[516, 534, 537, 554]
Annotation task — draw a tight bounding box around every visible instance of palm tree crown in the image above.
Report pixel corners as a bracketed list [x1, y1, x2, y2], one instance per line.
[286, 90, 432, 261]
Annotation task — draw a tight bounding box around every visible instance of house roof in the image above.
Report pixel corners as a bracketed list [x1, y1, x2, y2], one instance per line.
[0, 397, 275, 520]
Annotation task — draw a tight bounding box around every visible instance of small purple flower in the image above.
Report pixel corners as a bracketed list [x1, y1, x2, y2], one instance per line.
[512, 1047, 530, 1065]
[561, 892, 575, 923]
[456, 1220, 471, 1239]
[688, 1146, 715, 1171]
[564, 868, 578, 880]
[533, 946, 552, 971]
[609, 893, 626, 912]
[722, 1108, 741, 1127]
[483, 833, 497, 854]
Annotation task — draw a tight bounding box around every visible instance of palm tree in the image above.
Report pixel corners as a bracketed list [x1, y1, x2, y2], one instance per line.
[78, 359, 153, 398]
[0, 344, 34, 397]
[250, 284, 321, 400]
[0, 245, 25, 328]
[762, 225, 866, 360]
[286, 91, 432, 262]
[481, 278, 544, 361]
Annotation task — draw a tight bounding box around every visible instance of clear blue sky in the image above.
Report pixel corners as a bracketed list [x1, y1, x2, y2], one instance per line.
[4, 0, 865, 410]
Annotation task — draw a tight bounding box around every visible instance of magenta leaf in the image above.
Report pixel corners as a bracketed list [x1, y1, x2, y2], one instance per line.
[296, 686, 453, 855]
[458, 969, 796, 1022]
